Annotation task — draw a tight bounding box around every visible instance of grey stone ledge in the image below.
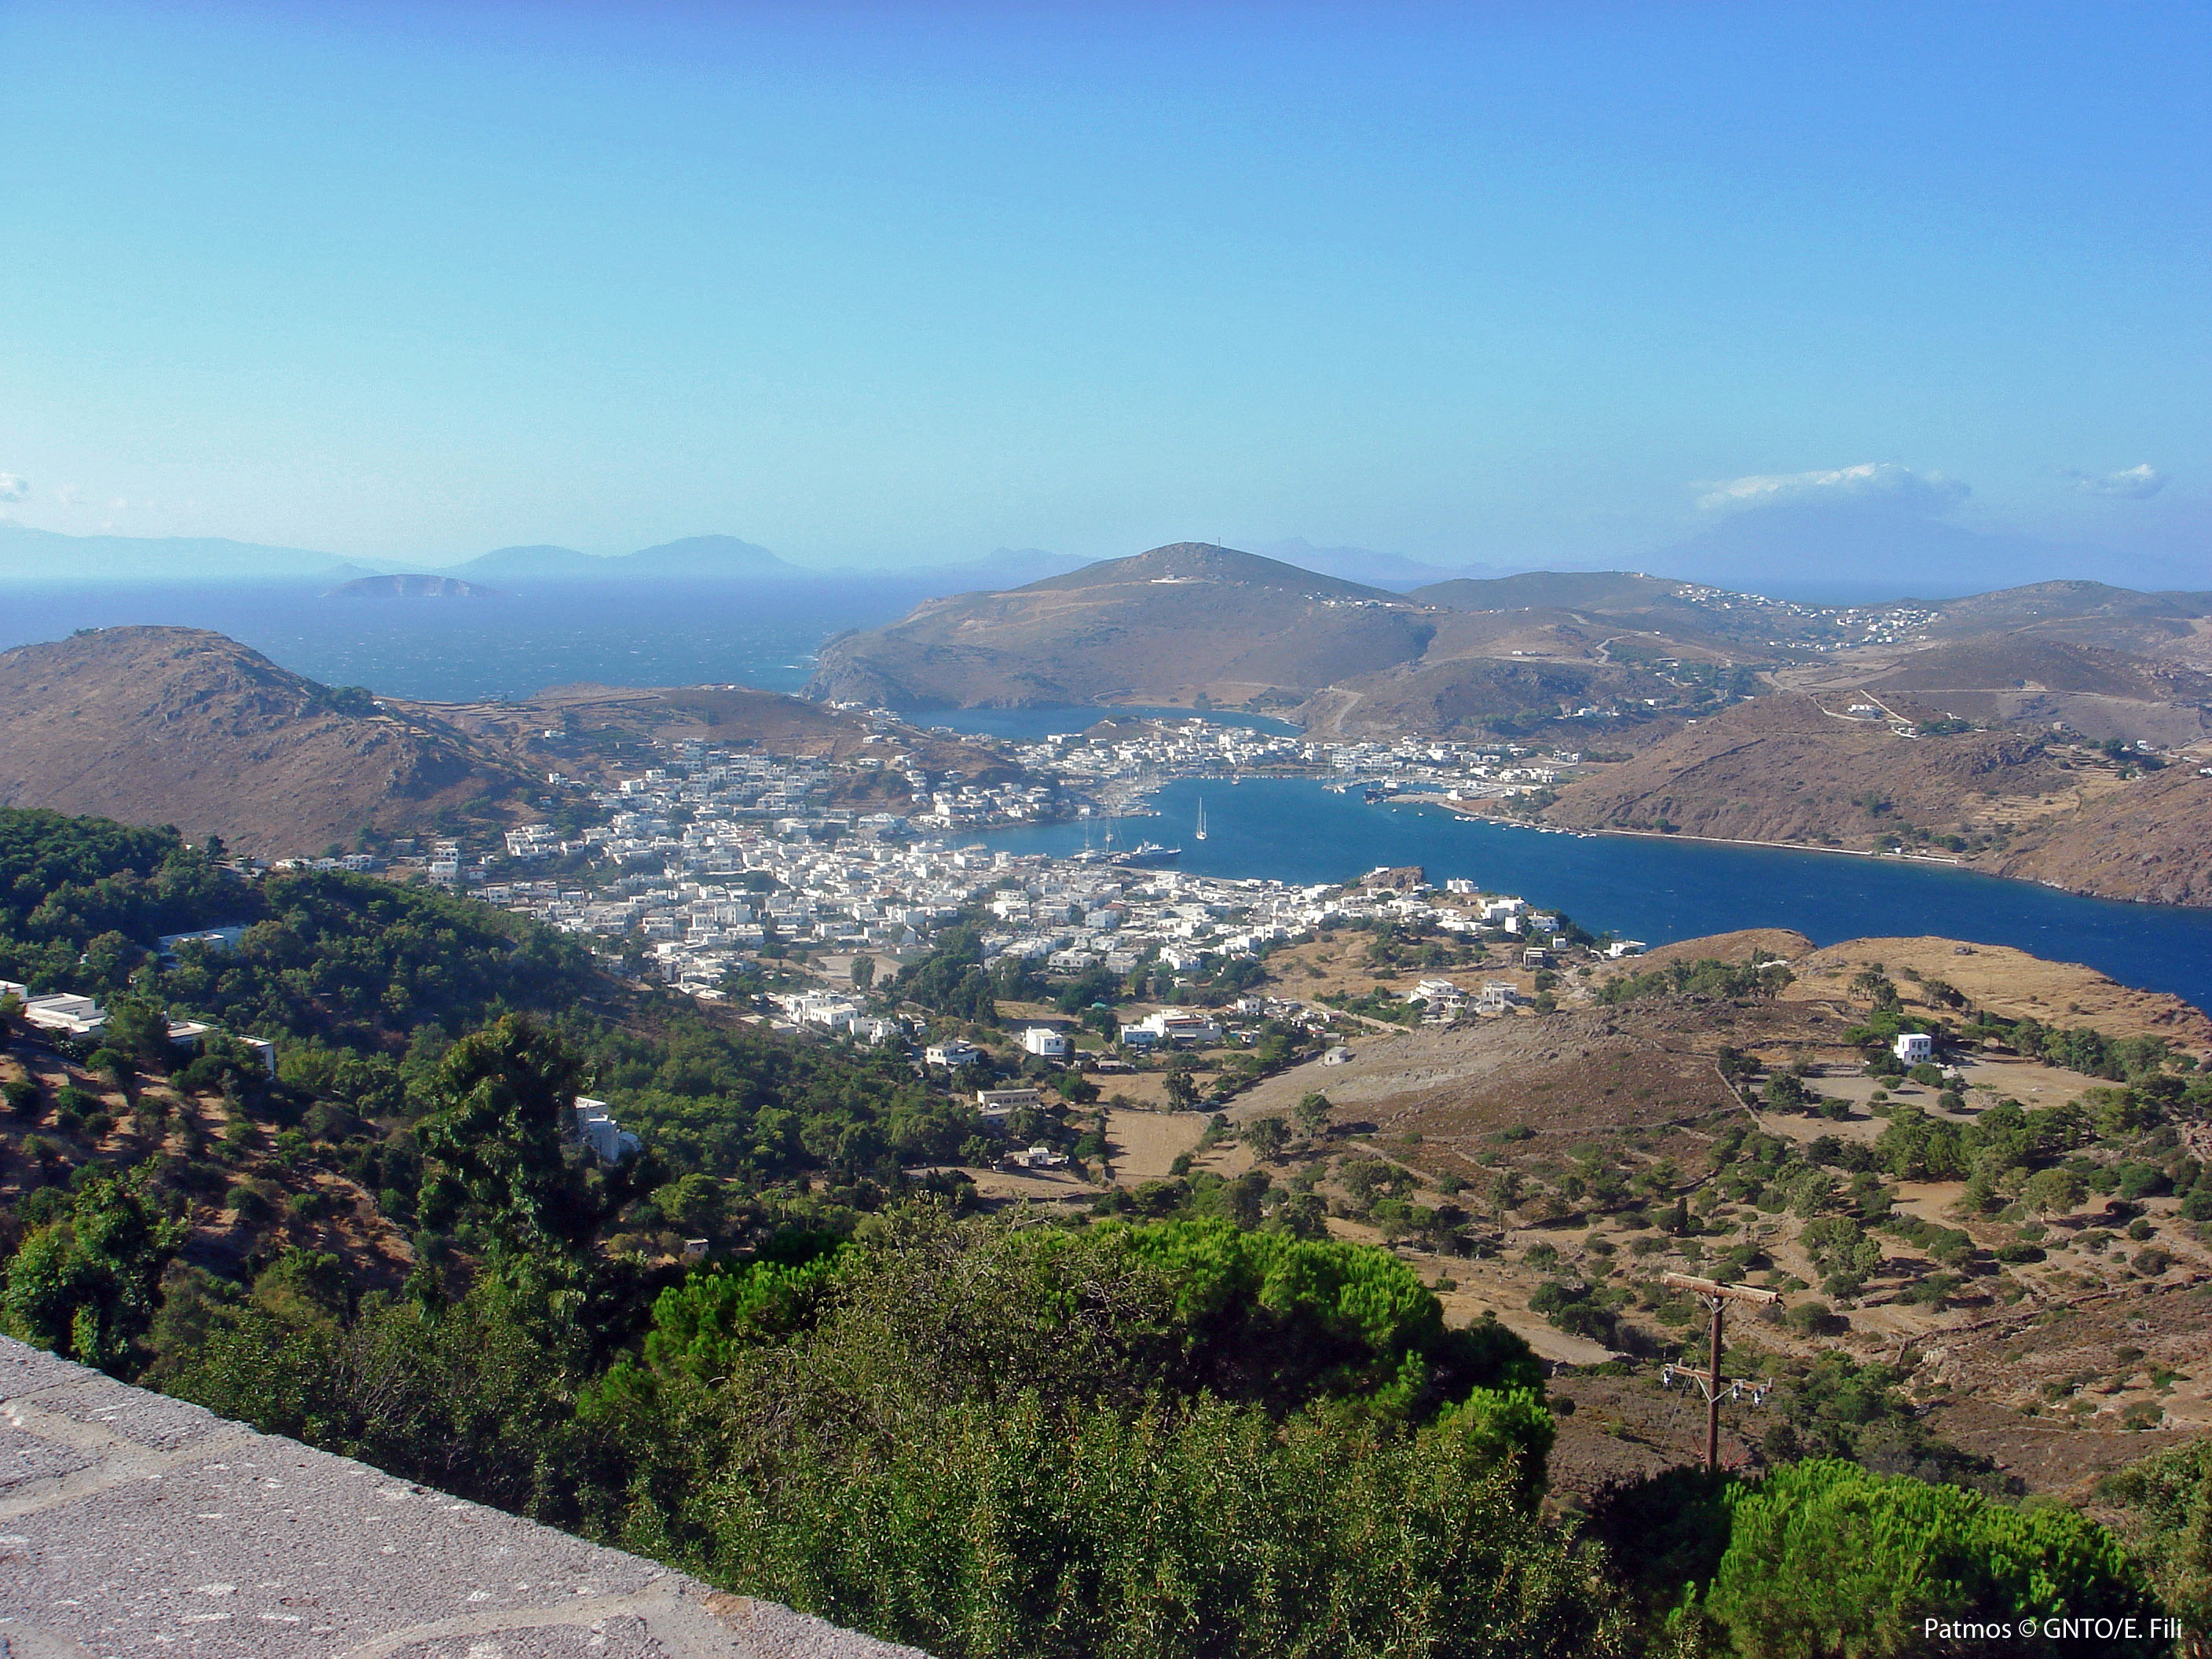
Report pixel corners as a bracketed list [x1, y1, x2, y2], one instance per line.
[0, 1337, 927, 1659]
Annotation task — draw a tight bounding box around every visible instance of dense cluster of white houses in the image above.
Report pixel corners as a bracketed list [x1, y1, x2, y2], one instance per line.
[451, 727, 1661, 1044]
[1002, 718, 1584, 807]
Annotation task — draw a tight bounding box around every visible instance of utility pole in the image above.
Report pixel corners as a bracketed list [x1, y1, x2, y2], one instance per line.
[1662, 1273, 1782, 1472]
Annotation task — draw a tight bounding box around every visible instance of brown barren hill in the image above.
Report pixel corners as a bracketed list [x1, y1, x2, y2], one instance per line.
[0, 627, 527, 857]
[1537, 694, 2074, 847]
[1784, 936, 2212, 1045]
[1996, 764, 2212, 908]
[427, 680, 1043, 809]
[1628, 928, 1816, 969]
[1529, 692, 2212, 905]
[805, 542, 1436, 709]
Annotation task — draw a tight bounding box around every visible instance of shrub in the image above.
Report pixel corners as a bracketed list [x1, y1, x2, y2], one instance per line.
[661, 1390, 1615, 1659]
[226, 1179, 284, 1226]
[1701, 1459, 2159, 1657]
[1, 1171, 185, 1376]
[1785, 1300, 1842, 1338]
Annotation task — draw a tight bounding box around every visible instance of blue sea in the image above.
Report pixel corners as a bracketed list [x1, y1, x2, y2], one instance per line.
[982, 778, 2212, 1014]
[0, 580, 921, 701]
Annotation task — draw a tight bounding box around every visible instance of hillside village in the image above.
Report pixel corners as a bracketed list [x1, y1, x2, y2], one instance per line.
[451, 720, 1595, 1018]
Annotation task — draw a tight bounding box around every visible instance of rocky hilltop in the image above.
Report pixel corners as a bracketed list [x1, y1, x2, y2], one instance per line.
[1525, 693, 2212, 906]
[0, 627, 1046, 858]
[0, 627, 530, 857]
[807, 542, 1432, 709]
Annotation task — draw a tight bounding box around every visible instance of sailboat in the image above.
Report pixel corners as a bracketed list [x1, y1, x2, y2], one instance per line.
[1195, 797, 1208, 842]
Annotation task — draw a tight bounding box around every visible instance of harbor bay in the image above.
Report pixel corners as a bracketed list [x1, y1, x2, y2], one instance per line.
[982, 776, 2212, 1012]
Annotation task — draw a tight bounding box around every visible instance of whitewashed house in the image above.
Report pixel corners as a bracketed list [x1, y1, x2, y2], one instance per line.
[572, 1096, 643, 1164]
[1021, 1027, 1071, 1059]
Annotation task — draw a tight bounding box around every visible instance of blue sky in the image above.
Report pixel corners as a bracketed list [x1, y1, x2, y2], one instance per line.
[0, 2, 2205, 580]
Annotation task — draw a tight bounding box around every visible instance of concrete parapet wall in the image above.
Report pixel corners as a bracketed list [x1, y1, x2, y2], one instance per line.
[0, 1337, 925, 1659]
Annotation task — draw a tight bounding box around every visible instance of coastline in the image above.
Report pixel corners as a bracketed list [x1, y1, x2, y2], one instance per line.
[1423, 797, 2212, 914]
[1104, 776, 2199, 910]
[1430, 800, 1968, 869]
[1045, 765, 2206, 921]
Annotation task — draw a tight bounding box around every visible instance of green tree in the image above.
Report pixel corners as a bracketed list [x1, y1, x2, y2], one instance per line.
[1763, 1072, 1811, 1111]
[2, 1169, 185, 1376]
[415, 1015, 610, 1260]
[1701, 1459, 2159, 1658]
[2102, 1439, 2212, 1638]
[1240, 1114, 1290, 1160]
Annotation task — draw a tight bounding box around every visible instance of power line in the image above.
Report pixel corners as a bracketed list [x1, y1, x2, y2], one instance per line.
[1662, 1272, 1782, 1470]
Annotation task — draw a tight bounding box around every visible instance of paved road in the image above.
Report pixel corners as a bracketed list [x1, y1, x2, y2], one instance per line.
[0, 1338, 924, 1659]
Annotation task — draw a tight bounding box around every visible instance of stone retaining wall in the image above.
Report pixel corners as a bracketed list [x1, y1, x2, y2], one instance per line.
[0, 1337, 924, 1659]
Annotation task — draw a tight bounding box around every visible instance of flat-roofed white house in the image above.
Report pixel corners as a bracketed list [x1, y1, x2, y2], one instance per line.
[156, 925, 250, 962]
[1139, 1010, 1223, 1046]
[23, 994, 107, 1039]
[1021, 1027, 1071, 1058]
[976, 1086, 1044, 1120]
[1894, 1032, 1935, 1065]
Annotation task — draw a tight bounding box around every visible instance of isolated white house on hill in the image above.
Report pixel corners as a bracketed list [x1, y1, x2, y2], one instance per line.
[572, 1096, 643, 1164]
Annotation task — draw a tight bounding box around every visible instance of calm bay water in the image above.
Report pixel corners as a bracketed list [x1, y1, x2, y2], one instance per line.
[980, 778, 2212, 1013]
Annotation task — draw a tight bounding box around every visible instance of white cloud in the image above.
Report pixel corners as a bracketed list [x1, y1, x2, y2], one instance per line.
[2060, 463, 2166, 499]
[0, 474, 25, 502]
[56, 484, 82, 506]
[1697, 462, 1970, 516]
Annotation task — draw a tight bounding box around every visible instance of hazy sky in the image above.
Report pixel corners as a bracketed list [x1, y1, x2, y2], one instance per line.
[1, 2, 2205, 576]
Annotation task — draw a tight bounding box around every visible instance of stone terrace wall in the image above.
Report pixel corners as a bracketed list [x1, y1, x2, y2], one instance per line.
[0, 1337, 925, 1659]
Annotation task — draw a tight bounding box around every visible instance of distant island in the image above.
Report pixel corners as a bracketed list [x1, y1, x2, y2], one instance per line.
[328, 573, 503, 599]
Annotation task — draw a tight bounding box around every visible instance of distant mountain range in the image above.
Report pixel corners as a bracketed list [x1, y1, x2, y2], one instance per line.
[808, 542, 1445, 709]
[0, 523, 370, 586]
[441, 535, 804, 584]
[0, 522, 1539, 595]
[4, 512, 2193, 608]
[1252, 538, 1519, 590]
